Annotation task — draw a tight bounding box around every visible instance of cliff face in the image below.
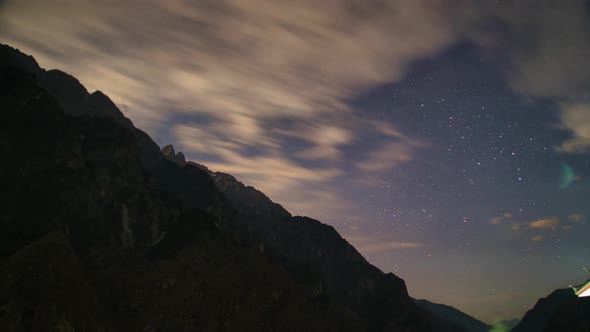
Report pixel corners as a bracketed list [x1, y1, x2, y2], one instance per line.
[0, 43, 466, 332]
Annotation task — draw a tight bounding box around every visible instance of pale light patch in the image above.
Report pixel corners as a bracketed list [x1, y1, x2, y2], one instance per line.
[490, 216, 504, 225]
[490, 213, 514, 225]
[345, 235, 424, 254]
[511, 223, 525, 232]
[556, 103, 590, 154]
[568, 213, 586, 224]
[529, 217, 560, 229]
[294, 125, 354, 160]
[355, 141, 416, 172]
[531, 235, 544, 242]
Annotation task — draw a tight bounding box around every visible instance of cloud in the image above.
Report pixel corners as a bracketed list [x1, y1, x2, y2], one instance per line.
[0, 0, 460, 220]
[465, 1, 590, 155]
[556, 103, 590, 154]
[568, 213, 586, 224]
[468, 1, 590, 100]
[494, 213, 580, 238]
[0, 0, 464, 131]
[355, 140, 420, 172]
[2, 0, 588, 220]
[490, 213, 514, 225]
[345, 235, 425, 254]
[529, 217, 561, 229]
[490, 216, 504, 225]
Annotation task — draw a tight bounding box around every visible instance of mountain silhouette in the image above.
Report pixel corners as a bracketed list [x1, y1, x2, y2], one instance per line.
[512, 288, 590, 332]
[0, 43, 475, 331]
[413, 299, 490, 332]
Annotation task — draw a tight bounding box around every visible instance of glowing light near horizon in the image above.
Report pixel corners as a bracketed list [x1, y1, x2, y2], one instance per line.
[577, 286, 590, 297]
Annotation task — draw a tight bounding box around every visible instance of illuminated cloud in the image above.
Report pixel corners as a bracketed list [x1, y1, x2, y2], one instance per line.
[0, 0, 465, 219]
[1, 0, 588, 220]
[505, 215, 581, 238]
[529, 217, 560, 229]
[355, 141, 418, 172]
[490, 213, 513, 225]
[568, 213, 586, 224]
[556, 103, 590, 154]
[490, 216, 504, 225]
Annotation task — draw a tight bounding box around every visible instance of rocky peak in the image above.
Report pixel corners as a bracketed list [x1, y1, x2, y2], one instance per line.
[161, 144, 187, 167]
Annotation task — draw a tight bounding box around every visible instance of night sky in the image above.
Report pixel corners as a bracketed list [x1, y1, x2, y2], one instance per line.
[1, 0, 589, 323]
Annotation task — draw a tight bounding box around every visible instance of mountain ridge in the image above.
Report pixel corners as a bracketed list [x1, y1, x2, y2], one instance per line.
[511, 288, 590, 332]
[1, 43, 475, 331]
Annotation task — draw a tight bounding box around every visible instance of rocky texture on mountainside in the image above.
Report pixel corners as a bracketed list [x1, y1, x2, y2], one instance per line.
[413, 299, 490, 332]
[1, 43, 467, 331]
[512, 288, 590, 332]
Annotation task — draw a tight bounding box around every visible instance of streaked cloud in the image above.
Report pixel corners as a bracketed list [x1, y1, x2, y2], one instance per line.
[556, 103, 590, 154]
[355, 140, 420, 172]
[492, 213, 583, 241]
[0, 0, 463, 219]
[568, 213, 586, 224]
[346, 235, 425, 254]
[529, 217, 561, 229]
[490, 213, 513, 225]
[1, 0, 588, 220]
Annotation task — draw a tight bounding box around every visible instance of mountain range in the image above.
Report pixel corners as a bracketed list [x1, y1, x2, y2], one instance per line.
[1, 43, 588, 331]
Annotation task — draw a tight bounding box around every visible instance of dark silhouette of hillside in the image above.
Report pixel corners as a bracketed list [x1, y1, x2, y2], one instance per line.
[0, 43, 473, 331]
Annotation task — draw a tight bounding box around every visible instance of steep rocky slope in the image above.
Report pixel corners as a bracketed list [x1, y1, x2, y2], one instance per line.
[0, 67, 340, 331]
[0, 43, 466, 331]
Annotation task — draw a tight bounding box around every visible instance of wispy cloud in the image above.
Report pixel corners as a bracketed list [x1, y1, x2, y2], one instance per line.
[345, 235, 425, 254]
[491, 213, 583, 241]
[556, 103, 590, 154]
[489, 213, 513, 225]
[568, 213, 586, 224]
[0, 0, 460, 218]
[529, 217, 560, 229]
[2, 0, 588, 219]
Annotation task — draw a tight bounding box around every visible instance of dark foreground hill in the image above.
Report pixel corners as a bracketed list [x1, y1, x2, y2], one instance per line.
[512, 288, 590, 332]
[0, 43, 469, 331]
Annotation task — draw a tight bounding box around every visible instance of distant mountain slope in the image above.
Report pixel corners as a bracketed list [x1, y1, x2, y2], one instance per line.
[0, 43, 469, 331]
[413, 299, 490, 332]
[512, 288, 590, 332]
